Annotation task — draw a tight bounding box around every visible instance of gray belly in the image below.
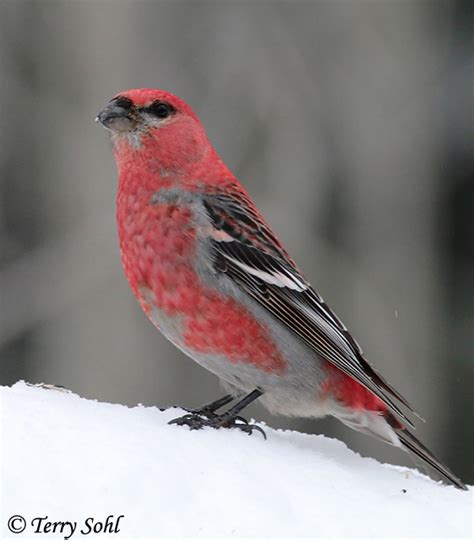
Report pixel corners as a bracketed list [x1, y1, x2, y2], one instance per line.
[144, 281, 331, 419]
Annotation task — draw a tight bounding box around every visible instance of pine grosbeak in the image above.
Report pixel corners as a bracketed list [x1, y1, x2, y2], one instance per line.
[97, 88, 466, 489]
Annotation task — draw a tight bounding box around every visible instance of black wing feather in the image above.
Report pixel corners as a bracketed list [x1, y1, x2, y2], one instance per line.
[204, 192, 416, 427]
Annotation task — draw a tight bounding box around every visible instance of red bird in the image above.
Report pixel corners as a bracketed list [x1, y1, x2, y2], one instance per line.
[97, 88, 466, 489]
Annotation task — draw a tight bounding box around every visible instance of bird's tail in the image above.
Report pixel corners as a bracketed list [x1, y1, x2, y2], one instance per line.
[335, 405, 467, 490]
[386, 413, 468, 490]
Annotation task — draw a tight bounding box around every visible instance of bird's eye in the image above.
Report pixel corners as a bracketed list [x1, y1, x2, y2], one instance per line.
[147, 101, 174, 119]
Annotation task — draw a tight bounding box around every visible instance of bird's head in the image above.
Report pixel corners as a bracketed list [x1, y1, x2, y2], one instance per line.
[96, 89, 211, 174]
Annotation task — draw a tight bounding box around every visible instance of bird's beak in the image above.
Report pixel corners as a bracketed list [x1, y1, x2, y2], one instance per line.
[96, 102, 135, 132]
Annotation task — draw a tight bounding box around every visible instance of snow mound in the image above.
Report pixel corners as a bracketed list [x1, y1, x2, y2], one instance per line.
[1, 382, 472, 538]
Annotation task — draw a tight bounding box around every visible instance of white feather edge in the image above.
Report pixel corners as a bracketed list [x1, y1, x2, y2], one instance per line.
[223, 255, 308, 292]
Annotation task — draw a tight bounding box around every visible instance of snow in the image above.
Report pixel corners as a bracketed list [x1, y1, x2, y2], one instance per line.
[1, 382, 472, 539]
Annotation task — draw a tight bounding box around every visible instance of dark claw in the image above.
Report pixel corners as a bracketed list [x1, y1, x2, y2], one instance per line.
[168, 411, 266, 439]
[235, 422, 267, 439]
[168, 413, 209, 430]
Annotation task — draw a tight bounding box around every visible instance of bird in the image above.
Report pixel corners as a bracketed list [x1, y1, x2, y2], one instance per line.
[96, 88, 466, 489]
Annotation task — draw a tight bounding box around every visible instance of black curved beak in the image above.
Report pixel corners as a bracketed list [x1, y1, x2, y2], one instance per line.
[96, 103, 134, 132]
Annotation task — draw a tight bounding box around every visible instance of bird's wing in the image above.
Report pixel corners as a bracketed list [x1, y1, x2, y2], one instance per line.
[203, 187, 416, 427]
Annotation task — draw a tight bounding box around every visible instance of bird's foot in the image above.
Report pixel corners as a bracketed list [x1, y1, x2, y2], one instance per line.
[168, 411, 266, 439]
[181, 394, 236, 418]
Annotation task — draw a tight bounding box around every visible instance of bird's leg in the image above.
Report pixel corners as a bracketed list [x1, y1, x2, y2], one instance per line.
[219, 389, 263, 420]
[183, 394, 236, 417]
[169, 389, 266, 438]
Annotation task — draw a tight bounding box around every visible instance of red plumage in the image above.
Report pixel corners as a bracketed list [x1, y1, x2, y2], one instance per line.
[97, 88, 466, 489]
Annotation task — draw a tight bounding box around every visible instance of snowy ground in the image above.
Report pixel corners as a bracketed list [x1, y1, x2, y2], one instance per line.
[1, 382, 472, 539]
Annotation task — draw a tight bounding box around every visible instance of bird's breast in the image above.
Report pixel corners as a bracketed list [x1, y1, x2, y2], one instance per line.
[117, 188, 199, 302]
[115, 184, 288, 375]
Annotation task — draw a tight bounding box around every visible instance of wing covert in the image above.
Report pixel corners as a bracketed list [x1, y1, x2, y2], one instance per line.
[202, 190, 416, 427]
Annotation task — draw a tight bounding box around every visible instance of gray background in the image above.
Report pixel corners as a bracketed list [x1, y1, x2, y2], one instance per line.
[1, 0, 472, 483]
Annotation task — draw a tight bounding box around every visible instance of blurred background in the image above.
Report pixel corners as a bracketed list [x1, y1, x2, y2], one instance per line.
[0, 0, 472, 483]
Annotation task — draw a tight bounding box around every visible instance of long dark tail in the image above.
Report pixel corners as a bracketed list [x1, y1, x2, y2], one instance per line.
[392, 421, 467, 490]
[335, 405, 467, 489]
